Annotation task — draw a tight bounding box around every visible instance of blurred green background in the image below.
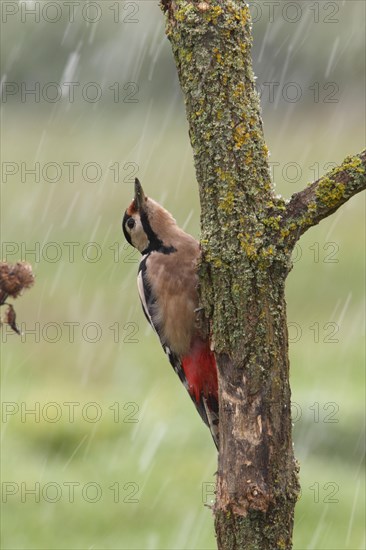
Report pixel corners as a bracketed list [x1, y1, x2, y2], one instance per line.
[1, 1, 365, 549]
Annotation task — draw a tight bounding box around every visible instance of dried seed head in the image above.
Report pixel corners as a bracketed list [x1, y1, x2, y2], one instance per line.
[0, 262, 35, 301]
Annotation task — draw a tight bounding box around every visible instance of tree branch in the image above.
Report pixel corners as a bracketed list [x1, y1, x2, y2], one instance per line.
[282, 149, 366, 245]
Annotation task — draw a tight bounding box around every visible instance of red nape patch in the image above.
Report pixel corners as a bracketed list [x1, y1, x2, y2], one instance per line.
[127, 200, 137, 215]
[181, 339, 218, 403]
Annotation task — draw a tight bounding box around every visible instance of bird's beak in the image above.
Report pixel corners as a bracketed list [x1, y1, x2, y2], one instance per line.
[134, 178, 146, 210]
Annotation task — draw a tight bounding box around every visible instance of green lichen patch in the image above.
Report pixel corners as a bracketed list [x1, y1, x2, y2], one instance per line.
[315, 177, 346, 208]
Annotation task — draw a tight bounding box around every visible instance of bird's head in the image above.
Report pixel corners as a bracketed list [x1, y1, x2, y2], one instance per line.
[122, 179, 177, 254]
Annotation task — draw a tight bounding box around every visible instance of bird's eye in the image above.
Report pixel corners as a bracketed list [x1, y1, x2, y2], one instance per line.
[127, 218, 135, 230]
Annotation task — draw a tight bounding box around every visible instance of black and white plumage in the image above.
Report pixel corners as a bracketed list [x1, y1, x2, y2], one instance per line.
[122, 179, 219, 448]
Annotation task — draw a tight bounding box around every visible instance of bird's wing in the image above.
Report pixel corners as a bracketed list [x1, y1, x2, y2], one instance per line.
[137, 255, 156, 331]
[138, 256, 188, 380]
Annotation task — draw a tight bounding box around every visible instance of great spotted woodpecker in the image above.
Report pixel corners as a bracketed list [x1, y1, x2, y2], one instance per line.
[122, 179, 219, 448]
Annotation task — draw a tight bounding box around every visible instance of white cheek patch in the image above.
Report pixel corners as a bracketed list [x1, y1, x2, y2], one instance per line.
[132, 218, 149, 253]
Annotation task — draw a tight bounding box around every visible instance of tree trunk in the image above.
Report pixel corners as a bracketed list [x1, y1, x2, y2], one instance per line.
[161, 1, 366, 548]
[213, 273, 299, 549]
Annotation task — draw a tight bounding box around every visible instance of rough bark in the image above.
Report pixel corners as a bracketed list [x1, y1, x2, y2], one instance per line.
[161, 1, 366, 548]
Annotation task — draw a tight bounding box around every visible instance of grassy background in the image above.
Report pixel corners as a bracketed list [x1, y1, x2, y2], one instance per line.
[1, 1, 365, 549]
